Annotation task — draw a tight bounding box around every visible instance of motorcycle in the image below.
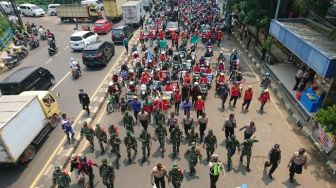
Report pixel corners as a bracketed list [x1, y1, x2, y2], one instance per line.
[200, 83, 208, 99]
[72, 67, 81, 80]
[12, 46, 29, 60]
[1, 56, 20, 69]
[28, 38, 39, 50]
[48, 47, 58, 56]
[106, 94, 119, 113]
[120, 70, 128, 87]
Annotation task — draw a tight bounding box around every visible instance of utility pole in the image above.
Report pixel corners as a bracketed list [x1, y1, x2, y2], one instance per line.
[9, 0, 23, 29]
[274, 0, 281, 20]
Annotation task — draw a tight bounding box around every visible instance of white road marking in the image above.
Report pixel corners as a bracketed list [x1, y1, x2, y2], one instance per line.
[50, 72, 71, 91]
[241, 53, 303, 147]
[44, 58, 52, 64]
[43, 164, 53, 176]
[63, 45, 69, 50]
[65, 148, 73, 157]
[55, 52, 62, 57]
[56, 146, 65, 155]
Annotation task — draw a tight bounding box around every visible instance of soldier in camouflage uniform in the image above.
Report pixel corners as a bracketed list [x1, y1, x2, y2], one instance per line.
[203, 129, 217, 161]
[170, 126, 183, 158]
[108, 124, 118, 139]
[52, 166, 71, 188]
[99, 159, 115, 188]
[95, 123, 108, 154]
[123, 111, 135, 133]
[109, 133, 121, 169]
[139, 129, 152, 162]
[187, 126, 199, 145]
[124, 131, 138, 164]
[153, 109, 166, 126]
[240, 137, 259, 171]
[155, 122, 167, 158]
[168, 163, 184, 188]
[185, 142, 202, 176]
[80, 122, 95, 152]
[226, 134, 240, 171]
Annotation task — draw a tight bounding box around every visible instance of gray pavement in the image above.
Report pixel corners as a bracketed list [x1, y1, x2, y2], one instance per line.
[34, 36, 336, 188]
[0, 15, 135, 188]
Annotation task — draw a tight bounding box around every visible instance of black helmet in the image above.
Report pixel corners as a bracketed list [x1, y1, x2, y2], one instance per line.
[80, 155, 87, 162]
[274, 144, 280, 149]
[299, 148, 305, 155]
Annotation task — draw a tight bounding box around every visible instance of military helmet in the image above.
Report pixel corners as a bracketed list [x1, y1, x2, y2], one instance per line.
[54, 165, 61, 171]
[96, 123, 100, 128]
[274, 144, 280, 149]
[173, 162, 178, 168]
[126, 131, 131, 136]
[83, 121, 88, 127]
[102, 158, 108, 164]
[125, 111, 129, 115]
[142, 129, 147, 134]
[231, 134, 236, 139]
[208, 129, 213, 134]
[191, 142, 196, 146]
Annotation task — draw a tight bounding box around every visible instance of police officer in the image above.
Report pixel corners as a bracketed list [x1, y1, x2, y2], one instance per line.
[109, 133, 121, 169]
[185, 142, 202, 176]
[288, 148, 308, 183]
[203, 129, 217, 161]
[99, 159, 115, 188]
[155, 122, 168, 158]
[226, 134, 240, 171]
[209, 154, 225, 188]
[139, 129, 152, 162]
[95, 123, 107, 154]
[264, 144, 281, 179]
[80, 122, 95, 152]
[170, 126, 183, 158]
[167, 112, 178, 134]
[168, 163, 184, 188]
[198, 112, 208, 143]
[222, 113, 237, 140]
[240, 137, 259, 172]
[124, 131, 138, 164]
[123, 111, 135, 133]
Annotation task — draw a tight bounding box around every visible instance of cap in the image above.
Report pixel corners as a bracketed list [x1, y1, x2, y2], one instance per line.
[248, 85, 252, 89]
[220, 72, 224, 76]
[197, 96, 202, 100]
[173, 163, 178, 168]
[133, 96, 138, 99]
[274, 144, 280, 149]
[71, 154, 77, 160]
[264, 89, 269, 92]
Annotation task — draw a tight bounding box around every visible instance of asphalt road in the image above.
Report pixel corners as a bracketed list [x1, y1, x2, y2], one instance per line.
[35, 37, 336, 188]
[0, 15, 129, 188]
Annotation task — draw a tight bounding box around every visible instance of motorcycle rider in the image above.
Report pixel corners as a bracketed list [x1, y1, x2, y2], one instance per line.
[216, 72, 226, 90]
[121, 62, 129, 72]
[128, 81, 136, 93]
[48, 33, 57, 50]
[216, 60, 225, 73]
[140, 72, 150, 85]
[199, 73, 209, 85]
[217, 51, 225, 62]
[164, 80, 174, 92]
[69, 58, 81, 75]
[183, 72, 192, 85]
[193, 63, 201, 74]
[38, 26, 46, 39]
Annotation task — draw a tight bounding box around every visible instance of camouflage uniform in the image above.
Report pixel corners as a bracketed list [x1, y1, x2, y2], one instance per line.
[225, 135, 240, 171]
[109, 134, 121, 169]
[187, 127, 199, 145]
[124, 131, 137, 164]
[170, 126, 183, 158]
[123, 111, 135, 133]
[80, 122, 95, 152]
[139, 129, 152, 162]
[240, 138, 259, 171]
[203, 129, 217, 161]
[168, 163, 184, 188]
[155, 122, 167, 158]
[153, 110, 166, 126]
[99, 159, 115, 188]
[185, 142, 202, 175]
[95, 124, 108, 154]
[108, 124, 118, 140]
[52, 166, 71, 188]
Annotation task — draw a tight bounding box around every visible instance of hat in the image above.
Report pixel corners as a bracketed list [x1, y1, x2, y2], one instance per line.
[264, 89, 269, 92]
[133, 96, 138, 99]
[211, 154, 218, 158]
[197, 96, 202, 100]
[71, 154, 77, 160]
[108, 81, 113, 86]
[248, 85, 252, 89]
[220, 72, 224, 76]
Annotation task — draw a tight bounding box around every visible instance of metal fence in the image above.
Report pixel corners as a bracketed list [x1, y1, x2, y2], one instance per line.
[0, 28, 12, 50]
[307, 118, 335, 153]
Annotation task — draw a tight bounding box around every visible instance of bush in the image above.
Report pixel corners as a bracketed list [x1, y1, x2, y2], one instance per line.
[0, 15, 10, 36]
[314, 105, 336, 136]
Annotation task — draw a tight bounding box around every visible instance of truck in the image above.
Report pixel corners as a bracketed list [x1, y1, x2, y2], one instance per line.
[130, 0, 150, 12]
[103, 0, 126, 20]
[0, 91, 61, 165]
[56, 4, 102, 22]
[121, 1, 144, 26]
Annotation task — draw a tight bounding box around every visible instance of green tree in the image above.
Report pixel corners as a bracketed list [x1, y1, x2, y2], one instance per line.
[314, 105, 336, 136]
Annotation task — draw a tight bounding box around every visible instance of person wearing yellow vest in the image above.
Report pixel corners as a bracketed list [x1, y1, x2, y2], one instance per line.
[209, 154, 225, 188]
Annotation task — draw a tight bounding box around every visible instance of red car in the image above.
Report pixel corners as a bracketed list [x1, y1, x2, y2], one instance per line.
[93, 19, 113, 34]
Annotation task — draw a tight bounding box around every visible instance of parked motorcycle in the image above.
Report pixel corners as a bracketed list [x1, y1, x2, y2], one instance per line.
[1, 55, 20, 69]
[28, 38, 39, 50]
[12, 46, 29, 60]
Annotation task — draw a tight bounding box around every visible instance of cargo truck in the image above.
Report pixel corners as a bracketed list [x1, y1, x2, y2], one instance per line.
[0, 91, 61, 165]
[121, 1, 144, 26]
[103, 0, 126, 20]
[56, 4, 102, 22]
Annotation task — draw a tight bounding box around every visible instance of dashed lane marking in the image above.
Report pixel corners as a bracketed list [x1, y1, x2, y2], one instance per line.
[63, 45, 69, 50]
[50, 72, 71, 91]
[44, 58, 52, 64]
[56, 146, 64, 155]
[55, 52, 62, 57]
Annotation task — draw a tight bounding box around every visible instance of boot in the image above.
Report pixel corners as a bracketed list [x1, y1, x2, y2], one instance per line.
[116, 162, 119, 169]
[268, 173, 273, 179]
[246, 164, 250, 172]
[227, 162, 231, 171]
[289, 177, 294, 183]
[189, 168, 193, 176]
[128, 159, 132, 164]
[142, 156, 146, 163]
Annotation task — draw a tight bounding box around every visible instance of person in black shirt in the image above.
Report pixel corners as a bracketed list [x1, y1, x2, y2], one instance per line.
[79, 89, 90, 115]
[264, 144, 281, 179]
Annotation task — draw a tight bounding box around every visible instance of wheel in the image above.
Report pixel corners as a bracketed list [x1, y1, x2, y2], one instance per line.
[22, 12, 26, 16]
[106, 102, 114, 113]
[51, 12, 56, 16]
[24, 145, 36, 161]
[33, 13, 36, 17]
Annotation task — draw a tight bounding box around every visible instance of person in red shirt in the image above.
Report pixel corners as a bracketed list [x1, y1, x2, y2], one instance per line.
[194, 95, 205, 118]
[164, 81, 174, 92]
[158, 29, 165, 40]
[173, 89, 182, 114]
[159, 69, 168, 82]
[229, 84, 240, 106]
[159, 51, 166, 62]
[259, 89, 270, 112]
[193, 63, 201, 74]
[158, 96, 170, 116]
[204, 66, 213, 74]
[171, 32, 176, 47]
[139, 30, 145, 45]
[140, 72, 150, 85]
[148, 30, 155, 47]
[216, 30, 223, 47]
[199, 73, 209, 85]
[205, 31, 211, 42]
[242, 86, 253, 111]
[172, 31, 179, 49]
[217, 61, 225, 72]
[183, 72, 192, 85]
[216, 72, 226, 89]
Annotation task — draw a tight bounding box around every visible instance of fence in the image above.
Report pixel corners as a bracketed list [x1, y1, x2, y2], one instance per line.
[307, 118, 335, 153]
[0, 28, 12, 50]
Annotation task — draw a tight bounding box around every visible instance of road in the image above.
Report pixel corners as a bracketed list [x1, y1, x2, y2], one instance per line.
[0, 15, 129, 188]
[35, 35, 336, 187]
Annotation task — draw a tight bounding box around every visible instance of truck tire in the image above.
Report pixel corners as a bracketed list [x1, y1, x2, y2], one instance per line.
[24, 145, 36, 161]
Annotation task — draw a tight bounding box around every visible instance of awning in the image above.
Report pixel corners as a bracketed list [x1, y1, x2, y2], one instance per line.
[269, 19, 336, 78]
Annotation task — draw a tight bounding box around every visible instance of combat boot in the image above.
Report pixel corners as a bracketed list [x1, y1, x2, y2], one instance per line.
[142, 157, 146, 163]
[227, 162, 231, 171]
[128, 158, 132, 164]
[246, 163, 250, 172]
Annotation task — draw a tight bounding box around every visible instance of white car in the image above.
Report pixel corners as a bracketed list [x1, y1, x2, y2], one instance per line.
[70, 31, 99, 51]
[19, 4, 45, 17]
[47, 4, 60, 16]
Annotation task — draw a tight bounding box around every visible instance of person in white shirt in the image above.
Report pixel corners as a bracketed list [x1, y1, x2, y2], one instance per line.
[151, 163, 168, 188]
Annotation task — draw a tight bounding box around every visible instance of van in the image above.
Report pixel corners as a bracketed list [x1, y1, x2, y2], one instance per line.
[0, 66, 55, 95]
[19, 4, 45, 17]
[47, 4, 60, 16]
[0, 1, 13, 14]
[81, 0, 104, 11]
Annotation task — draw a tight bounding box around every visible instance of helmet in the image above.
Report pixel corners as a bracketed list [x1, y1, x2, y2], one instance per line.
[54, 165, 61, 171]
[211, 154, 218, 159]
[220, 72, 224, 76]
[208, 129, 213, 134]
[142, 129, 146, 134]
[83, 121, 88, 127]
[299, 148, 305, 155]
[108, 81, 113, 86]
[191, 142, 196, 146]
[142, 72, 145, 75]
[70, 58, 74, 61]
[194, 82, 199, 86]
[96, 123, 100, 128]
[232, 49, 237, 53]
[80, 155, 87, 162]
[197, 96, 202, 100]
[248, 85, 252, 89]
[133, 95, 138, 99]
[274, 144, 280, 149]
[102, 158, 108, 164]
[129, 69, 134, 73]
[264, 89, 269, 92]
[149, 59, 152, 62]
[125, 111, 129, 116]
[71, 154, 77, 160]
[265, 72, 270, 78]
[173, 163, 178, 168]
[129, 81, 134, 85]
[231, 134, 236, 139]
[220, 51, 223, 54]
[126, 131, 131, 136]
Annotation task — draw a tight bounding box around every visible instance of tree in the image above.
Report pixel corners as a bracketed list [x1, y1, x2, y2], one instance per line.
[314, 105, 336, 136]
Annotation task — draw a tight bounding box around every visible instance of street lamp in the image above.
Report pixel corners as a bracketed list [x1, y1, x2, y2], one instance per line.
[275, 0, 281, 20]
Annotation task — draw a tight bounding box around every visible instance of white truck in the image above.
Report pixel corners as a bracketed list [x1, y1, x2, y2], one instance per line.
[0, 91, 61, 165]
[121, 1, 144, 26]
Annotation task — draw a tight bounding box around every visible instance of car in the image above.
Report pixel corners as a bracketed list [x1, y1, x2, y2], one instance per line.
[0, 66, 54, 95]
[111, 25, 133, 44]
[70, 31, 99, 51]
[47, 4, 60, 16]
[19, 4, 45, 17]
[82, 41, 115, 67]
[165, 21, 179, 38]
[93, 19, 113, 34]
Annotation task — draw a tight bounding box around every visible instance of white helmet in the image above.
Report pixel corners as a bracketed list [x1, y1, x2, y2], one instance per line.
[129, 81, 134, 85]
[108, 81, 113, 86]
[194, 82, 199, 86]
[70, 58, 74, 61]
